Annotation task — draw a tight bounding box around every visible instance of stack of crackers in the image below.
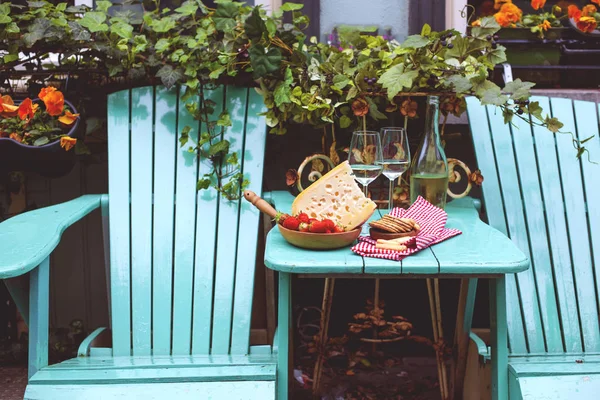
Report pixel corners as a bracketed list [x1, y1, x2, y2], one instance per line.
[369, 215, 421, 251]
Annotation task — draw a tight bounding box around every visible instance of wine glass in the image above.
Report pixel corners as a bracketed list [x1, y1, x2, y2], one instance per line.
[378, 127, 411, 210]
[348, 130, 383, 198]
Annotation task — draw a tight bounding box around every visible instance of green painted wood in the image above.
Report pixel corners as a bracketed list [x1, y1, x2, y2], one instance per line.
[77, 327, 107, 357]
[510, 373, 600, 400]
[265, 190, 295, 212]
[25, 381, 276, 400]
[277, 272, 291, 400]
[191, 86, 224, 355]
[530, 96, 582, 353]
[101, 195, 112, 324]
[487, 105, 545, 354]
[231, 89, 268, 355]
[550, 97, 600, 352]
[510, 106, 562, 353]
[508, 370, 523, 400]
[490, 275, 508, 400]
[510, 362, 600, 376]
[28, 257, 49, 380]
[212, 87, 248, 355]
[151, 86, 178, 355]
[107, 89, 133, 357]
[130, 86, 154, 356]
[0, 195, 102, 279]
[172, 86, 200, 356]
[466, 96, 528, 354]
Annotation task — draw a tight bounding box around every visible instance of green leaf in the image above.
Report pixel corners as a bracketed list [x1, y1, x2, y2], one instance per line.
[34, 136, 49, 146]
[503, 79, 535, 101]
[332, 74, 350, 90]
[5, 22, 19, 33]
[150, 16, 176, 33]
[346, 86, 358, 101]
[95, 1, 112, 12]
[209, 139, 230, 156]
[197, 178, 211, 190]
[56, 2, 67, 12]
[527, 101, 543, 121]
[68, 21, 91, 41]
[471, 16, 501, 39]
[175, 1, 199, 16]
[486, 46, 507, 65]
[0, 15, 11, 24]
[248, 44, 282, 78]
[155, 38, 170, 53]
[544, 116, 563, 133]
[475, 80, 507, 106]
[27, 1, 47, 8]
[209, 66, 226, 80]
[502, 107, 513, 125]
[280, 2, 304, 11]
[421, 23, 431, 37]
[133, 34, 148, 52]
[217, 110, 232, 127]
[156, 65, 183, 88]
[179, 125, 191, 147]
[79, 12, 109, 33]
[110, 22, 133, 39]
[244, 7, 266, 41]
[3, 53, 18, 63]
[365, 97, 387, 121]
[339, 115, 352, 128]
[445, 36, 469, 59]
[401, 34, 430, 49]
[377, 64, 418, 100]
[444, 75, 472, 94]
[213, 2, 238, 31]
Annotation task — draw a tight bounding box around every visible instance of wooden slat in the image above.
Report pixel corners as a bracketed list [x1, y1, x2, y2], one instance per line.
[574, 100, 600, 345]
[172, 87, 200, 355]
[551, 97, 600, 352]
[466, 97, 527, 354]
[130, 87, 154, 356]
[487, 104, 545, 353]
[231, 89, 268, 354]
[510, 107, 562, 353]
[530, 96, 582, 353]
[152, 86, 178, 355]
[107, 89, 132, 356]
[211, 87, 247, 354]
[191, 86, 224, 355]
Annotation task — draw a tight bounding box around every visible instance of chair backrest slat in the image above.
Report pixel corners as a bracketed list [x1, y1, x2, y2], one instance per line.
[107, 89, 133, 357]
[191, 86, 224, 355]
[530, 97, 582, 353]
[550, 98, 600, 352]
[231, 89, 268, 354]
[211, 86, 248, 355]
[468, 95, 600, 356]
[107, 85, 266, 357]
[130, 86, 154, 356]
[466, 97, 528, 354]
[151, 86, 178, 355]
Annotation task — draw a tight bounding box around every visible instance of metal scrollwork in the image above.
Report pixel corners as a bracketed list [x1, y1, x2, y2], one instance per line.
[447, 158, 472, 199]
[295, 154, 336, 192]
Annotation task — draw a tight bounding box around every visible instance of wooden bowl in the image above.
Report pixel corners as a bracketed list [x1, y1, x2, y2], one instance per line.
[369, 228, 417, 241]
[278, 225, 362, 250]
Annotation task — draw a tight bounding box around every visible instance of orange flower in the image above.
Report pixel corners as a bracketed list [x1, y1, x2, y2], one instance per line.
[568, 4, 582, 21]
[60, 136, 77, 151]
[577, 16, 598, 33]
[494, 0, 512, 10]
[42, 90, 64, 116]
[0, 95, 18, 117]
[400, 99, 418, 118]
[531, 0, 546, 11]
[471, 19, 482, 27]
[592, 0, 600, 6]
[495, 3, 522, 27]
[58, 110, 80, 125]
[9, 133, 22, 143]
[38, 86, 57, 102]
[351, 98, 369, 117]
[17, 98, 37, 120]
[539, 19, 552, 31]
[582, 4, 597, 16]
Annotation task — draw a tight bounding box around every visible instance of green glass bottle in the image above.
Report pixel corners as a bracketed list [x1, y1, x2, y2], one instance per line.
[409, 95, 449, 209]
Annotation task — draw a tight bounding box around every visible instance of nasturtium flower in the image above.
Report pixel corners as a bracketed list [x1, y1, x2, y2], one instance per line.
[568, 4, 582, 21]
[17, 98, 37, 120]
[582, 4, 597, 17]
[60, 136, 77, 151]
[494, 0, 512, 10]
[577, 16, 598, 33]
[538, 19, 552, 31]
[495, 3, 523, 27]
[58, 110, 80, 126]
[43, 90, 64, 116]
[0, 95, 18, 117]
[531, 0, 546, 11]
[592, 0, 600, 6]
[38, 86, 57, 102]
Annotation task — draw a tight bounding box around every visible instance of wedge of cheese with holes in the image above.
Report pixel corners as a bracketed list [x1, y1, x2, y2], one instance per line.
[291, 161, 377, 231]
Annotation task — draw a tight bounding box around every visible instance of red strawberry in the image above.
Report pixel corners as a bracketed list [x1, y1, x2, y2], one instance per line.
[309, 218, 318, 223]
[309, 220, 328, 233]
[299, 222, 310, 232]
[283, 216, 300, 231]
[322, 219, 335, 231]
[333, 225, 345, 233]
[298, 213, 309, 223]
[325, 229, 332, 233]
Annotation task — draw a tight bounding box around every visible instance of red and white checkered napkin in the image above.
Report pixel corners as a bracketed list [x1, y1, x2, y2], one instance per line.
[351, 196, 462, 261]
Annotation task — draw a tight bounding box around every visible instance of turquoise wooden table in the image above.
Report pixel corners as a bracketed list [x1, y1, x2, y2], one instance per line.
[264, 192, 529, 400]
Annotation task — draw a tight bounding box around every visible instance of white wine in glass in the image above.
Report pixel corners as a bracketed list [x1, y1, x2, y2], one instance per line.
[348, 130, 383, 197]
[377, 127, 410, 209]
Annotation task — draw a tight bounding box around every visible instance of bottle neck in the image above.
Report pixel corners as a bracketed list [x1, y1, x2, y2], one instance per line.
[423, 96, 441, 144]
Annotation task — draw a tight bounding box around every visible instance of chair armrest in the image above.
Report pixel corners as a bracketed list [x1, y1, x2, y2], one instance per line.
[77, 327, 108, 356]
[470, 330, 491, 364]
[263, 190, 295, 214]
[0, 194, 104, 279]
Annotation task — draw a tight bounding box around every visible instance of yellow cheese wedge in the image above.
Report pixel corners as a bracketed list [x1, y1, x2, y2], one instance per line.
[291, 160, 377, 230]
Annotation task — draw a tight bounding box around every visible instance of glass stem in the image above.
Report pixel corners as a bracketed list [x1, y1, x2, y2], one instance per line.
[388, 177, 394, 210]
[363, 183, 369, 197]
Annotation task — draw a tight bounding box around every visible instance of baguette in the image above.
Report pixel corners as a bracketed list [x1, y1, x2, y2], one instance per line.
[375, 242, 407, 251]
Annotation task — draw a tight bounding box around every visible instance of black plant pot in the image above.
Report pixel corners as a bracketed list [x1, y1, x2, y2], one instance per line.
[0, 99, 80, 178]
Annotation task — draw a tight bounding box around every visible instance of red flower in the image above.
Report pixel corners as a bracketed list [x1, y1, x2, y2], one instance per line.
[531, 0, 546, 11]
[568, 5, 582, 21]
[17, 98, 36, 120]
[577, 16, 598, 33]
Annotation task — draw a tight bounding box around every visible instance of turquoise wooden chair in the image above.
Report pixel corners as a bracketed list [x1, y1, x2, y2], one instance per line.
[0, 85, 281, 399]
[464, 96, 600, 399]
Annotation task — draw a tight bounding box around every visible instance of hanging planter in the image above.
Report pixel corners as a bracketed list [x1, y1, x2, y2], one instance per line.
[0, 88, 81, 177]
